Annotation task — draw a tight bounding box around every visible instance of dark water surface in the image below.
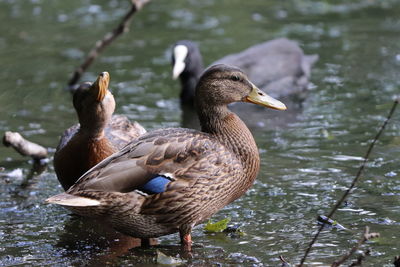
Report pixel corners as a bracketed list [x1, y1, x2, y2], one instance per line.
[1, 0, 399, 266]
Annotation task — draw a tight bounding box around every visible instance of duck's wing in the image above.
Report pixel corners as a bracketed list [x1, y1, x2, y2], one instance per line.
[68, 128, 240, 195]
[56, 124, 80, 152]
[105, 115, 146, 150]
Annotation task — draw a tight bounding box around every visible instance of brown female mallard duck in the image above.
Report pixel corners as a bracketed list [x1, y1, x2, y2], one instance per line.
[53, 72, 146, 191]
[46, 64, 286, 251]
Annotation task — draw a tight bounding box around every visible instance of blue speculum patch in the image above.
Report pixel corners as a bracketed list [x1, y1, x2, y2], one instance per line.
[139, 176, 171, 194]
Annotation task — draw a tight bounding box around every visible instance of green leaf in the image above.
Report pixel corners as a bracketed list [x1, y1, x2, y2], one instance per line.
[204, 217, 231, 233]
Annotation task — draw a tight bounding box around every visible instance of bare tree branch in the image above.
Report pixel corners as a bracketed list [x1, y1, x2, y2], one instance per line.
[298, 98, 399, 266]
[3, 131, 48, 161]
[67, 0, 151, 89]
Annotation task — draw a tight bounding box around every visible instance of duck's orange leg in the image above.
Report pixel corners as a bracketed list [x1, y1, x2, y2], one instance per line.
[179, 226, 193, 251]
[182, 233, 192, 251]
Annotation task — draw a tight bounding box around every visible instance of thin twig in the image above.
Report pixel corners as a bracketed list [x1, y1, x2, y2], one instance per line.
[298, 99, 399, 266]
[331, 226, 379, 267]
[67, 0, 151, 89]
[279, 255, 291, 267]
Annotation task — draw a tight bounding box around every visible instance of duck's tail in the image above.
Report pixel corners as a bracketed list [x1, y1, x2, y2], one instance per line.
[46, 193, 101, 206]
[301, 54, 319, 77]
[45, 191, 145, 218]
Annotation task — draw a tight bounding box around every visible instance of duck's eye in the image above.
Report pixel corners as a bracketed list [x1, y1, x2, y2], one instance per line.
[230, 75, 240, 82]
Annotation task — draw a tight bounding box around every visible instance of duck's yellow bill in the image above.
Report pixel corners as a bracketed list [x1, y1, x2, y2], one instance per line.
[244, 83, 287, 111]
[92, 71, 110, 102]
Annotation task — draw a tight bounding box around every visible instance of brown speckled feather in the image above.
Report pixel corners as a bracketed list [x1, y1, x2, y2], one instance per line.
[104, 115, 146, 149]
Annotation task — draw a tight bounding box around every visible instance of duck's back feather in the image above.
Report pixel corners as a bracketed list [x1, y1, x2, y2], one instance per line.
[69, 128, 243, 196]
[104, 115, 146, 149]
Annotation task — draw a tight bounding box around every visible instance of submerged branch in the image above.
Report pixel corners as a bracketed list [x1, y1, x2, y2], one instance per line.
[3, 131, 48, 161]
[298, 98, 399, 266]
[331, 226, 379, 267]
[67, 0, 151, 89]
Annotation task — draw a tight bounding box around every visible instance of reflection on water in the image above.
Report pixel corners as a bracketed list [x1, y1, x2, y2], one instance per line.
[55, 216, 156, 266]
[1, 0, 400, 266]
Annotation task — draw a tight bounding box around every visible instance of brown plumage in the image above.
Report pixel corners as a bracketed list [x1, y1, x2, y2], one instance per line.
[53, 72, 146, 191]
[47, 64, 286, 250]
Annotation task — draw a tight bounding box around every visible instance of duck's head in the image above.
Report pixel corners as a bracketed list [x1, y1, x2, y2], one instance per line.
[73, 72, 115, 134]
[171, 40, 203, 80]
[195, 64, 287, 111]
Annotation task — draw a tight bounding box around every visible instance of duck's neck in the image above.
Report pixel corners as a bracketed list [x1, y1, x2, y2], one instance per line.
[198, 105, 260, 182]
[77, 114, 111, 140]
[78, 123, 107, 141]
[76, 125, 115, 167]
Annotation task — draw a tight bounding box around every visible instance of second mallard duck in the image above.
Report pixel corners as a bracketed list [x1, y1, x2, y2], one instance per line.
[47, 64, 286, 251]
[53, 72, 146, 191]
